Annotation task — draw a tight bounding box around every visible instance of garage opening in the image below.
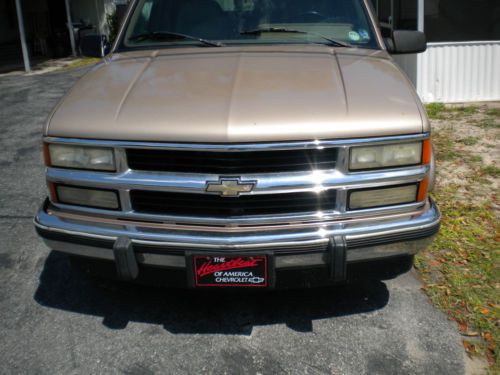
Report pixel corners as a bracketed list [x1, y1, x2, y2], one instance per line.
[0, 0, 73, 73]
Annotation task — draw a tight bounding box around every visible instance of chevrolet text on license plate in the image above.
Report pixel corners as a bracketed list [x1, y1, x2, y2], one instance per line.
[193, 255, 269, 288]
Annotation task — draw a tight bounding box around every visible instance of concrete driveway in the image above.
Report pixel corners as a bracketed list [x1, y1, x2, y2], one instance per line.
[0, 68, 465, 374]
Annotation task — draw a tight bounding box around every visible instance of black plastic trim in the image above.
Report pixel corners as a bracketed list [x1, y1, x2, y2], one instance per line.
[113, 237, 139, 280]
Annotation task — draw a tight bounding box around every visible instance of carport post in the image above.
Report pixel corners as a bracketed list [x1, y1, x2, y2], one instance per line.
[64, 0, 77, 56]
[14, 0, 30, 72]
[417, 0, 424, 32]
[416, 0, 425, 97]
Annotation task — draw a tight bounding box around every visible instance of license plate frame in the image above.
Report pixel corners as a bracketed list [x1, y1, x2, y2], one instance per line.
[187, 253, 274, 288]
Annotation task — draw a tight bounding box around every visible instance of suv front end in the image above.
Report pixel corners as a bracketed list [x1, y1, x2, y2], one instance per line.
[34, 0, 439, 288]
[35, 134, 439, 287]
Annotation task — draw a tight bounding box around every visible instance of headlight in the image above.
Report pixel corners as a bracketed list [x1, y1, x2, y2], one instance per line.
[350, 142, 423, 170]
[56, 185, 120, 210]
[349, 184, 418, 210]
[46, 144, 115, 171]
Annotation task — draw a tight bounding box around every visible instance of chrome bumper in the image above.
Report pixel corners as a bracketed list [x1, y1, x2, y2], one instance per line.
[34, 198, 440, 270]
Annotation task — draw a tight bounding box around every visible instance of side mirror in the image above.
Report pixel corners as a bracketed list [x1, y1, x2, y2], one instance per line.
[385, 30, 427, 54]
[80, 35, 111, 57]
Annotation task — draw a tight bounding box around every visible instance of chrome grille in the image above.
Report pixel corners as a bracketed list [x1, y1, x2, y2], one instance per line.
[126, 148, 337, 173]
[130, 190, 337, 217]
[44, 134, 430, 225]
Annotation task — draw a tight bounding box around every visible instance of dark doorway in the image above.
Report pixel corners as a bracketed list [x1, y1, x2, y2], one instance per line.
[24, 0, 71, 58]
[0, 0, 23, 71]
[0, 0, 73, 73]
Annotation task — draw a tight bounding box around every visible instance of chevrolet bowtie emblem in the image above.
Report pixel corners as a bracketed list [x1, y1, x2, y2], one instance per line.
[206, 178, 256, 197]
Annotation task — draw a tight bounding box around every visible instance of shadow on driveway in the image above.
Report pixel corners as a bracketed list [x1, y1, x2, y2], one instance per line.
[34, 252, 389, 335]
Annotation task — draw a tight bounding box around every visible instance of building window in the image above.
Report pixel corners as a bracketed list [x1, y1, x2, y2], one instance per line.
[425, 0, 500, 42]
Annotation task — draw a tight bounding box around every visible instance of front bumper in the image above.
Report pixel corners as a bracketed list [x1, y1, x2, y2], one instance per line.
[34, 198, 440, 279]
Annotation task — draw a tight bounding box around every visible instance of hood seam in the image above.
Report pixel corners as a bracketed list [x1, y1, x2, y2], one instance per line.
[226, 52, 243, 142]
[114, 52, 157, 121]
[333, 51, 350, 116]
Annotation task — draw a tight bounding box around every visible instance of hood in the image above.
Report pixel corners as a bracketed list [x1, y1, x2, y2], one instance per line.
[47, 46, 425, 142]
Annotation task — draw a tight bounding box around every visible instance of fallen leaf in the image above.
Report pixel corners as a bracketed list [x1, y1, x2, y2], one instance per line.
[463, 340, 476, 353]
[483, 332, 493, 343]
[458, 321, 468, 333]
[480, 308, 490, 315]
[462, 331, 479, 337]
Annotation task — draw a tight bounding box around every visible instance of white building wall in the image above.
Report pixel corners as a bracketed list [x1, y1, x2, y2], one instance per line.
[394, 54, 418, 86]
[416, 41, 500, 103]
[396, 41, 500, 103]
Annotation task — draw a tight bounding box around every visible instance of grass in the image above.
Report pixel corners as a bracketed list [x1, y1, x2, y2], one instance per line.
[474, 118, 500, 130]
[65, 57, 101, 70]
[432, 128, 461, 161]
[426, 103, 447, 119]
[469, 155, 483, 163]
[415, 194, 499, 369]
[454, 106, 480, 115]
[486, 108, 500, 117]
[458, 136, 480, 146]
[425, 103, 480, 120]
[425, 103, 500, 130]
[416, 113, 500, 371]
[479, 165, 500, 178]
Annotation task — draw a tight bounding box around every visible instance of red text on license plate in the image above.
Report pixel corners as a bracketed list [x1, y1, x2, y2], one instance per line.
[193, 255, 267, 287]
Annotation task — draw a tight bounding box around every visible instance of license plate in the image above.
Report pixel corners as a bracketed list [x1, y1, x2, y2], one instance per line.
[192, 255, 268, 288]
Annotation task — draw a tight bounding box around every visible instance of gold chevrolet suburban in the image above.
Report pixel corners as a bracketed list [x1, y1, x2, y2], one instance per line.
[34, 0, 440, 288]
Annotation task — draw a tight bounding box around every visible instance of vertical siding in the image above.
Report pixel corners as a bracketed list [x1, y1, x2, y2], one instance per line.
[394, 54, 418, 86]
[417, 41, 500, 103]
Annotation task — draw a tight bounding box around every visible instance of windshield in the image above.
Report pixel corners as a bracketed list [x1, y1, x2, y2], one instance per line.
[123, 0, 379, 49]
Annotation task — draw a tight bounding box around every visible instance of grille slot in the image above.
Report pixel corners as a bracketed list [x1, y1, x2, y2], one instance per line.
[130, 190, 337, 217]
[134, 242, 329, 255]
[126, 148, 337, 174]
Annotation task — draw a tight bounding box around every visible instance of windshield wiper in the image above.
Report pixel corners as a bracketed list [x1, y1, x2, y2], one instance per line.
[240, 27, 351, 47]
[129, 31, 225, 47]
